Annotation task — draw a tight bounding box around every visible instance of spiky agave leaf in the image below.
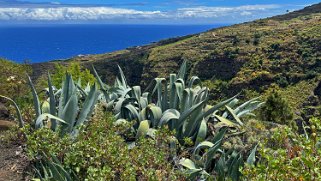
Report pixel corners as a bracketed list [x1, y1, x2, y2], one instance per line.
[92, 66, 110, 102]
[27, 74, 41, 118]
[120, 104, 140, 122]
[75, 84, 88, 98]
[179, 158, 198, 170]
[35, 113, 67, 129]
[227, 151, 243, 181]
[47, 72, 57, 130]
[169, 74, 177, 109]
[246, 144, 258, 165]
[204, 139, 224, 170]
[59, 94, 78, 135]
[188, 76, 201, 88]
[193, 141, 214, 160]
[195, 119, 207, 145]
[215, 154, 227, 179]
[176, 100, 207, 139]
[114, 97, 137, 115]
[75, 83, 99, 127]
[131, 86, 142, 107]
[177, 60, 187, 80]
[194, 128, 227, 169]
[39, 152, 75, 181]
[214, 115, 239, 128]
[233, 97, 264, 117]
[225, 106, 244, 126]
[158, 109, 180, 129]
[198, 94, 239, 123]
[182, 100, 207, 139]
[117, 65, 128, 89]
[179, 158, 207, 180]
[145, 104, 162, 128]
[58, 74, 77, 117]
[152, 78, 168, 110]
[0, 95, 24, 127]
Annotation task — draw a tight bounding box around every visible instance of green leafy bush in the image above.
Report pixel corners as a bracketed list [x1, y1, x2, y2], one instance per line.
[242, 118, 321, 180]
[37, 62, 96, 88]
[0, 59, 31, 98]
[25, 110, 184, 180]
[260, 89, 294, 125]
[53, 63, 95, 86]
[0, 59, 33, 111]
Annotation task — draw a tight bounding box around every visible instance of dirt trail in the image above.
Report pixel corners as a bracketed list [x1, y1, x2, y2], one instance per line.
[0, 120, 29, 181]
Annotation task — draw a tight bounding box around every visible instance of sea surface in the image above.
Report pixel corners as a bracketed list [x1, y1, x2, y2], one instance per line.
[0, 24, 225, 63]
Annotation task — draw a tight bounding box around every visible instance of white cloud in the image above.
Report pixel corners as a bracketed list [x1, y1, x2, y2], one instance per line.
[175, 5, 280, 18]
[0, 7, 164, 21]
[0, 4, 283, 22]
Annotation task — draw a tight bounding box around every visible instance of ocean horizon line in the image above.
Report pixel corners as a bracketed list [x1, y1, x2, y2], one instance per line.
[0, 24, 224, 63]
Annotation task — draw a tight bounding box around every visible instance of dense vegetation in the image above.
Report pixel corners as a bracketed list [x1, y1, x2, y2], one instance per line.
[1, 60, 321, 180]
[1, 61, 262, 180]
[0, 3, 321, 180]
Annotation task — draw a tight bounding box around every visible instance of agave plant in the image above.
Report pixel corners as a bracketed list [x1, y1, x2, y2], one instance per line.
[33, 152, 77, 181]
[179, 128, 258, 181]
[92, 65, 132, 108]
[27, 73, 99, 137]
[93, 61, 263, 145]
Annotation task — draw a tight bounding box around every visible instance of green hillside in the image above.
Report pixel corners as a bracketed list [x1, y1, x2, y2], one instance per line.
[31, 3, 321, 121]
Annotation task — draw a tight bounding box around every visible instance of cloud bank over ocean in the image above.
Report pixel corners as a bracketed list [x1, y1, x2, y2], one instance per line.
[0, 1, 307, 24]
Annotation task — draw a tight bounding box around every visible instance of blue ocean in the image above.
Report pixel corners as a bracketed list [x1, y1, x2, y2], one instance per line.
[0, 24, 224, 63]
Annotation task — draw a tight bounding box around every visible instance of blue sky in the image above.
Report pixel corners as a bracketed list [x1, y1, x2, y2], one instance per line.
[0, 0, 319, 24]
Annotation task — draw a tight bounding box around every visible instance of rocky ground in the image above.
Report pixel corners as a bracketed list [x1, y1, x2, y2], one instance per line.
[0, 102, 29, 181]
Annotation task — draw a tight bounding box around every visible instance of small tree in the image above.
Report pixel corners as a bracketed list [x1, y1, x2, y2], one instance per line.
[260, 90, 293, 125]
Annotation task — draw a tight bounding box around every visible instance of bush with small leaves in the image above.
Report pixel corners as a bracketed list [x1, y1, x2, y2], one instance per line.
[24, 110, 185, 180]
[242, 118, 321, 180]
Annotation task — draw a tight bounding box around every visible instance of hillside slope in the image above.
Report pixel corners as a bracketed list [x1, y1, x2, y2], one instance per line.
[32, 3, 321, 121]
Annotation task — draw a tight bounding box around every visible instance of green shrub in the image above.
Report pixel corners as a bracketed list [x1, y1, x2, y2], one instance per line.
[37, 62, 95, 88]
[0, 59, 31, 97]
[253, 33, 261, 45]
[24, 124, 72, 158]
[276, 75, 289, 88]
[0, 59, 33, 110]
[260, 89, 294, 125]
[25, 110, 184, 180]
[242, 118, 321, 180]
